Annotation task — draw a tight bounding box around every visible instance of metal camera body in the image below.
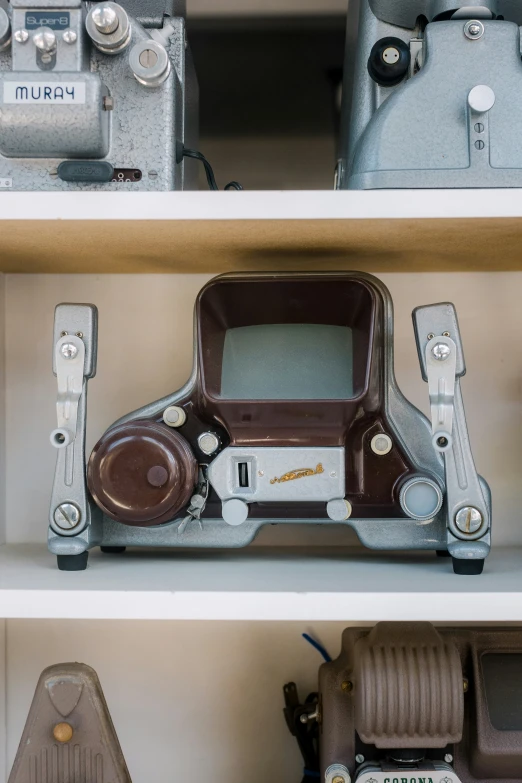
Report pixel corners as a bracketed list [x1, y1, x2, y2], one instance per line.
[48, 273, 491, 573]
[0, 0, 197, 191]
[337, 1, 522, 189]
[320, 623, 522, 783]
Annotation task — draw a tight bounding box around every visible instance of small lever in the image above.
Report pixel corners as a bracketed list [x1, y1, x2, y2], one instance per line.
[51, 334, 86, 449]
[425, 334, 457, 452]
[413, 303, 490, 545]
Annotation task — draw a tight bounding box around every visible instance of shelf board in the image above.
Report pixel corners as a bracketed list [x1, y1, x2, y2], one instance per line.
[0, 544, 521, 621]
[2, 190, 522, 273]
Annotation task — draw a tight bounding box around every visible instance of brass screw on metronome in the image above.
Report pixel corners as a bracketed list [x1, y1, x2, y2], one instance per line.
[341, 680, 353, 693]
[53, 722, 73, 743]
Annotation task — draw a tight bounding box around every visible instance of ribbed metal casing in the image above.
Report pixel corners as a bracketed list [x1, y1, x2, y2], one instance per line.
[354, 622, 464, 748]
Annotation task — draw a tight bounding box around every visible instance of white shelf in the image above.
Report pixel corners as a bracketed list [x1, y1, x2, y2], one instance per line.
[3, 189, 522, 221]
[0, 544, 521, 622]
[2, 189, 522, 272]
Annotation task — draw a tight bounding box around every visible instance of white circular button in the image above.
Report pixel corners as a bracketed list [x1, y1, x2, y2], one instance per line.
[327, 499, 353, 522]
[468, 85, 495, 113]
[222, 499, 249, 526]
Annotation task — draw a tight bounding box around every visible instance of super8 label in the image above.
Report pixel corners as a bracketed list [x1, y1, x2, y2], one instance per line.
[25, 12, 70, 30]
[3, 82, 86, 104]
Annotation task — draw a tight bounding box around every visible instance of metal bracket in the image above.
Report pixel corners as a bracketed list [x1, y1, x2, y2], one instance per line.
[51, 334, 86, 449]
[48, 304, 99, 545]
[425, 334, 457, 453]
[413, 303, 490, 549]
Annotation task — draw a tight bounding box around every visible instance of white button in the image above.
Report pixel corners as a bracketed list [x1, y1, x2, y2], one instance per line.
[468, 85, 495, 113]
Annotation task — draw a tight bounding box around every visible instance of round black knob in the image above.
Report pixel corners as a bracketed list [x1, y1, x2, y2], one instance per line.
[367, 37, 410, 87]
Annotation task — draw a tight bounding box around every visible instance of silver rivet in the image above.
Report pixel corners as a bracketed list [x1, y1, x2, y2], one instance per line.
[92, 4, 119, 34]
[53, 503, 81, 530]
[427, 333, 435, 340]
[60, 343, 78, 360]
[163, 405, 186, 428]
[444, 754, 454, 764]
[371, 433, 393, 456]
[258, 471, 264, 477]
[442, 331, 450, 337]
[198, 432, 219, 456]
[14, 28, 29, 43]
[139, 47, 159, 68]
[455, 506, 483, 534]
[75, 332, 83, 338]
[464, 20, 484, 39]
[62, 29, 77, 44]
[355, 755, 365, 764]
[432, 342, 451, 361]
[33, 26, 56, 53]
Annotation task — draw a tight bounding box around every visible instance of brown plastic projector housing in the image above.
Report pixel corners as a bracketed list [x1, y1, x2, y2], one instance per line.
[8, 663, 132, 783]
[320, 623, 522, 783]
[88, 273, 418, 526]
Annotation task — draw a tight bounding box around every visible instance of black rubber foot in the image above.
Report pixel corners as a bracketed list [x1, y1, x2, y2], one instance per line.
[436, 549, 451, 558]
[57, 552, 89, 572]
[452, 557, 484, 576]
[101, 546, 127, 554]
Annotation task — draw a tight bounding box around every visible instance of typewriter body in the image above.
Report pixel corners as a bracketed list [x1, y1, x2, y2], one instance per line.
[48, 273, 490, 574]
[337, 1, 522, 189]
[320, 622, 522, 783]
[8, 663, 131, 783]
[0, 0, 197, 190]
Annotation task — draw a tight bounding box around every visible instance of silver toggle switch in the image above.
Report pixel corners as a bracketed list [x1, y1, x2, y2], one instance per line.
[33, 26, 57, 54]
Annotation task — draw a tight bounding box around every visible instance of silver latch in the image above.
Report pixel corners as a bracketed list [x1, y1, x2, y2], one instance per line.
[425, 334, 457, 452]
[51, 334, 86, 449]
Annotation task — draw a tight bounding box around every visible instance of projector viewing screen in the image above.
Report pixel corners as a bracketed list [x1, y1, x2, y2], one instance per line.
[220, 323, 354, 400]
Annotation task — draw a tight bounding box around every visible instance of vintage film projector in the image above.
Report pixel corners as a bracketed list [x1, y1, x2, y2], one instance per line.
[0, 0, 197, 190]
[49, 273, 490, 574]
[337, 1, 522, 189]
[319, 622, 522, 783]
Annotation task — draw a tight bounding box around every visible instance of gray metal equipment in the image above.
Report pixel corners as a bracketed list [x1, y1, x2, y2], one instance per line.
[0, 0, 197, 190]
[47, 273, 491, 574]
[337, 1, 522, 189]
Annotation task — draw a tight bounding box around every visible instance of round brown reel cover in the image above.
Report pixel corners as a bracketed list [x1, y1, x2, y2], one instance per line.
[87, 419, 197, 526]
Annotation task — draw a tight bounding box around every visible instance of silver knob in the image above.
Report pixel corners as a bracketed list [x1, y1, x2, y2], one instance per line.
[0, 7, 11, 51]
[33, 26, 57, 54]
[91, 4, 119, 34]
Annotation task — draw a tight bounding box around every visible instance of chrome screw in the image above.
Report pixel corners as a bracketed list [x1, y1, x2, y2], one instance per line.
[355, 754, 365, 764]
[14, 29, 29, 43]
[60, 343, 78, 360]
[455, 506, 483, 534]
[63, 29, 77, 44]
[53, 503, 81, 530]
[464, 20, 484, 39]
[432, 342, 451, 361]
[444, 754, 454, 764]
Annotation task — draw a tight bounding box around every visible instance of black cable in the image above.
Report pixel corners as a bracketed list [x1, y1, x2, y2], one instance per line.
[283, 683, 320, 783]
[181, 147, 243, 191]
